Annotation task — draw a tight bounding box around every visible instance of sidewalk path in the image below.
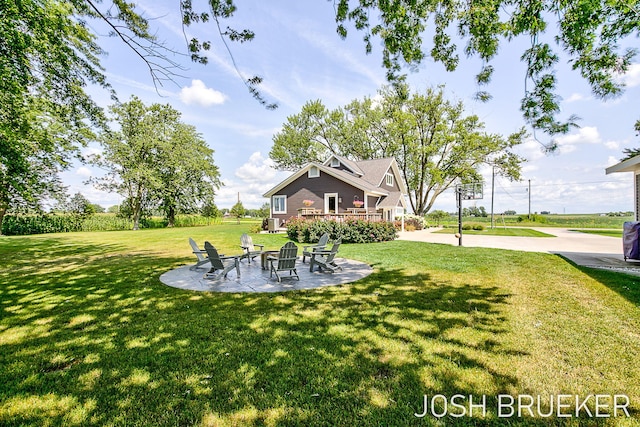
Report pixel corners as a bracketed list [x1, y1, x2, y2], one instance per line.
[397, 227, 640, 276]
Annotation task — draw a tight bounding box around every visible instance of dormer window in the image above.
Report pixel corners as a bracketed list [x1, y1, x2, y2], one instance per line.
[308, 166, 320, 178]
[330, 158, 340, 167]
[385, 172, 394, 186]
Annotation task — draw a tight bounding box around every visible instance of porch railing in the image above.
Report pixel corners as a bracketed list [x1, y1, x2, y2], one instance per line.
[297, 209, 384, 222]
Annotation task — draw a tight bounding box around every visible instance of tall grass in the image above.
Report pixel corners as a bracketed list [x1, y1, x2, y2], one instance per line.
[2, 213, 224, 235]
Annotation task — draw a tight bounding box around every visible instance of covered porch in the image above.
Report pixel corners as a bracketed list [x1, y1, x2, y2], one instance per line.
[296, 208, 384, 221]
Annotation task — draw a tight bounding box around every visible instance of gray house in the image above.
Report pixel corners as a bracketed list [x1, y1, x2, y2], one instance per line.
[606, 155, 640, 220]
[263, 155, 407, 222]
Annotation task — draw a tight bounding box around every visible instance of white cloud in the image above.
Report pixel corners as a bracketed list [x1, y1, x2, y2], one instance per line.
[618, 63, 640, 88]
[235, 152, 278, 183]
[213, 152, 289, 208]
[604, 140, 620, 150]
[564, 93, 587, 103]
[607, 155, 621, 167]
[555, 126, 602, 154]
[514, 138, 547, 162]
[556, 126, 601, 145]
[179, 80, 226, 107]
[76, 166, 92, 178]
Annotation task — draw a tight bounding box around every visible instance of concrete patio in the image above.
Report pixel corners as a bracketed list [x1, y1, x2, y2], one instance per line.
[160, 256, 373, 293]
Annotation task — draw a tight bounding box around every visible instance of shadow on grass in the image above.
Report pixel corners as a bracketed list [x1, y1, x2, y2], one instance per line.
[2, 236, 617, 426]
[554, 254, 640, 307]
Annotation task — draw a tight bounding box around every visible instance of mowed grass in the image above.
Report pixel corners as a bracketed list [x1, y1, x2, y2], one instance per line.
[440, 214, 632, 229]
[1, 225, 640, 426]
[571, 229, 624, 238]
[434, 227, 555, 237]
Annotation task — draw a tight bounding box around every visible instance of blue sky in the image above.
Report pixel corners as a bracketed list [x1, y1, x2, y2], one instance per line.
[61, 1, 640, 214]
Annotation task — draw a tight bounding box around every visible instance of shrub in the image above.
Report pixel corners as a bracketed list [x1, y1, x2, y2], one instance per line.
[286, 218, 397, 244]
[395, 214, 427, 230]
[517, 214, 547, 223]
[472, 224, 484, 231]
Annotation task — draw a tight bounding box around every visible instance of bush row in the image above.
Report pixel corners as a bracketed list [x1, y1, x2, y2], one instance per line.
[286, 217, 397, 244]
[1, 214, 222, 235]
[443, 223, 485, 231]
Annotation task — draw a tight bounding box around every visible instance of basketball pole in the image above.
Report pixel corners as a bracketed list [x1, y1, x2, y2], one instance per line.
[457, 186, 463, 247]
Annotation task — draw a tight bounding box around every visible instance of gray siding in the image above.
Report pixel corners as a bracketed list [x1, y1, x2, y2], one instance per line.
[271, 170, 365, 221]
[380, 167, 401, 192]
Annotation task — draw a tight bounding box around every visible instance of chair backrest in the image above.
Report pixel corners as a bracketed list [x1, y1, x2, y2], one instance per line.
[324, 239, 342, 263]
[189, 238, 207, 262]
[204, 241, 225, 270]
[317, 233, 329, 247]
[240, 233, 254, 251]
[277, 241, 298, 270]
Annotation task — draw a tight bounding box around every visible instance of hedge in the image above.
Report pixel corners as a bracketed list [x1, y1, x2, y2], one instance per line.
[286, 218, 397, 244]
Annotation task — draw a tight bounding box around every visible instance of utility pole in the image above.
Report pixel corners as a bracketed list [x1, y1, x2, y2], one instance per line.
[456, 186, 463, 246]
[490, 165, 496, 229]
[528, 179, 531, 219]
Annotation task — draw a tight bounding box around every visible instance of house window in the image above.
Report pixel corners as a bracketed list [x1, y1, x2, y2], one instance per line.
[385, 173, 394, 186]
[331, 158, 340, 167]
[308, 166, 320, 178]
[272, 195, 286, 214]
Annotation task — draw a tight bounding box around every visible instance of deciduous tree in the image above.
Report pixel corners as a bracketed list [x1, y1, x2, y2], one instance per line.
[230, 201, 246, 224]
[156, 123, 222, 227]
[271, 85, 526, 215]
[92, 97, 221, 229]
[0, 0, 108, 232]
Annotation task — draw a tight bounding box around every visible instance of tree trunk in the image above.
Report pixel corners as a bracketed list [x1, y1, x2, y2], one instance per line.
[0, 206, 6, 236]
[0, 189, 8, 235]
[132, 200, 141, 230]
[167, 205, 176, 227]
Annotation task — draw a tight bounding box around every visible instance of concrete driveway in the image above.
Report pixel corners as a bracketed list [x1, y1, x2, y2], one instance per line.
[397, 227, 640, 276]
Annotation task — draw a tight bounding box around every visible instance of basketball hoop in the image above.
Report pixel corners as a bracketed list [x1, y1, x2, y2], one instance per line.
[455, 182, 484, 246]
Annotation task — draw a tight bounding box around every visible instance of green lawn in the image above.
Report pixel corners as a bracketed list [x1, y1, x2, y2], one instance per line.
[571, 229, 624, 238]
[434, 227, 555, 237]
[1, 225, 640, 426]
[439, 214, 633, 229]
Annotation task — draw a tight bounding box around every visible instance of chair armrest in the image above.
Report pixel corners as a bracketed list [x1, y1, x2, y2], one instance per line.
[311, 250, 332, 256]
[255, 244, 265, 249]
[193, 250, 207, 255]
[302, 244, 324, 251]
[220, 254, 240, 260]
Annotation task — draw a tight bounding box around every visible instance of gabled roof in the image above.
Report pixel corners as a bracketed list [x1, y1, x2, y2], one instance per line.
[357, 158, 408, 193]
[323, 154, 364, 176]
[262, 162, 388, 198]
[606, 155, 640, 174]
[376, 191, 406, 209]
[263, 156, 408, 198]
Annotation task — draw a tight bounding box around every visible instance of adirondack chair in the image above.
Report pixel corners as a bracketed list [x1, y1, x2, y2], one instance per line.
[189, 238, 209, 270]
[302, 233, 330, 263]
[203, 241, 240, 279]
[309, 239, 342, 273]
[240, 233, 264, 264]
[268, 241, 299, 282]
